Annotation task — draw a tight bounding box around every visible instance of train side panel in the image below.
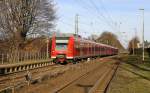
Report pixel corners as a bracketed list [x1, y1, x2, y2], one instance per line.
[51, 36, 56, 59]
[66, 36, 74, 59]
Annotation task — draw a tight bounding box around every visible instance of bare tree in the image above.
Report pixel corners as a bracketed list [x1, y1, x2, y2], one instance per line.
[87, 34, 98, 41]
[96, 31, 125, 51]
[0, 0, 56, 52]
[128, 36, 140, 53]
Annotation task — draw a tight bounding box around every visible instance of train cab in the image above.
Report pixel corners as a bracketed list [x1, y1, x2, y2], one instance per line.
[51, 34, 75, 64]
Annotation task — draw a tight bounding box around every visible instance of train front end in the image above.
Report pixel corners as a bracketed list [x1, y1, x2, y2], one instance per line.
[51, 34, 74, 64]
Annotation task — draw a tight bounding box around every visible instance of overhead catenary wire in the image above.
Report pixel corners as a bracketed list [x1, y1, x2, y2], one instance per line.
[99, 0, 131, 45]
[78, 0, 128, 46]
[76, 0, 107, 26]
[60, 14, 97, 28]
[98, 0, 116, 29]
[89, 0, 117, 30]
[76, 0, 122, 33]
[92, 0, 129, 47]
[59, 19, 90, 35]
[59, 0, 129, 47]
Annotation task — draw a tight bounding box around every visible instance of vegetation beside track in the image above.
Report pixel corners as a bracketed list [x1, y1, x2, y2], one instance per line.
[107, 55, 150, 93]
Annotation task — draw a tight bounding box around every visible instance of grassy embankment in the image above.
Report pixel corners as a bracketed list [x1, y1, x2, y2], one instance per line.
[107, 55, 150, 93]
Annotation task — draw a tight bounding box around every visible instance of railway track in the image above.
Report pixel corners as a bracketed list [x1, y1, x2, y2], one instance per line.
[0, 58, 97, 92]
[54, 61, 119, 93]
[89, 62, 119, 93]
[0, 56, 119, 93]
[0, 63, 67, 92]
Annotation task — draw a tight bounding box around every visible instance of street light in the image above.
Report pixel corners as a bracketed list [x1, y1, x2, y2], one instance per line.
[139, 8, 145, 61]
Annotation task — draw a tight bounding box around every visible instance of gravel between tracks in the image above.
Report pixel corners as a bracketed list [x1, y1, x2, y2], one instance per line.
[14, 58, 117, 93]
[56, 61, 116, 93]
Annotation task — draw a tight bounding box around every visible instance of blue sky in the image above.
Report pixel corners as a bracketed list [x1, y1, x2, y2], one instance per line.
[54, 0, 150, 47]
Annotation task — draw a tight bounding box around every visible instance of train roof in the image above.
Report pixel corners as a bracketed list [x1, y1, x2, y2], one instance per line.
[55, 33, 81, 38]
[54, 33, 118, 49]
[80, 39, 118, 49]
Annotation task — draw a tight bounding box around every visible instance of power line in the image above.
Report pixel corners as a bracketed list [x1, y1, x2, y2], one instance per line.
[75, 0, 117, 37]
[59, 0, 129, 47]
[75, 0, 105, 25]
[59, 19, 90, 35]
[98, 0, 116, 29]
[95, 0, 129, 47]
[89, 0, 119, 32]
[60, 14, 95, 27]
[76, 0, 128, 46]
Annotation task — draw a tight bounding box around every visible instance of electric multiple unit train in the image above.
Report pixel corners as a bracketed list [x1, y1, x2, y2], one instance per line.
[51, 34, 118, 64]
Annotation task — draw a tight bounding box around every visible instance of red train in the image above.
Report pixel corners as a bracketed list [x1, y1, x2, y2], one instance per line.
[51, 34, 118, 64]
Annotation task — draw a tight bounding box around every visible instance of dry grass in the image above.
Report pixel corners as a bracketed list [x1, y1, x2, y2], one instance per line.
[107, 55, 150, 93]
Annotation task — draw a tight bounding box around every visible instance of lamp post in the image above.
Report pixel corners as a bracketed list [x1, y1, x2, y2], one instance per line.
[139, 9, 145, 61]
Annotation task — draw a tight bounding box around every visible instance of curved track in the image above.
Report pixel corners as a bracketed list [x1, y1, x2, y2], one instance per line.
[54, 61, 119, 93]
[0, 57, 119, 93]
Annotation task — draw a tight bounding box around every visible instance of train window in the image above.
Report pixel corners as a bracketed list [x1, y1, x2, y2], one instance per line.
[56, 43, 68, 50]
[56, 37, 69, 40]
[101, 47, 104, 51]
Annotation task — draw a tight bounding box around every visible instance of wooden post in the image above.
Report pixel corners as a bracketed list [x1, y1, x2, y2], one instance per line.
[2, 54, 4, 64]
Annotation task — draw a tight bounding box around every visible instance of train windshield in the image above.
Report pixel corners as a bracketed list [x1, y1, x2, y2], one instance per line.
[55, 36, 69, 50]
[56, 43, 68, 50]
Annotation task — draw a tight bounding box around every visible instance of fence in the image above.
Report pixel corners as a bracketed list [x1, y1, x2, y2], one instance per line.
[0, 52, 49, 65]
[129, 48, 150, 57]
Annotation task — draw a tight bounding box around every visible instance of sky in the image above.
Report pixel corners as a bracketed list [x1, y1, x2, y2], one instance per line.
[54, 0, 150, 48]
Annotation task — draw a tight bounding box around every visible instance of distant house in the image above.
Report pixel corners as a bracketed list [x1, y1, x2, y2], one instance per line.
[148, 45, 150, 48]
[138, 41, 150, 48]
[137, 43, 140, 48]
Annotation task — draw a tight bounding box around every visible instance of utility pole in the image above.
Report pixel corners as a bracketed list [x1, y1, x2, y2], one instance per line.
[139, 9, 145, 61]
[75, 14, 79, 35]
[75, 14, 81, 59]
[46, 37, 49, 58]
[46, 21, 49, 59]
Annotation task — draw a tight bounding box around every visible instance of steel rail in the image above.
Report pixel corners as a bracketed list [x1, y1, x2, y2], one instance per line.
[88, 62, 119, 93]
[54, 62, 108, 93]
